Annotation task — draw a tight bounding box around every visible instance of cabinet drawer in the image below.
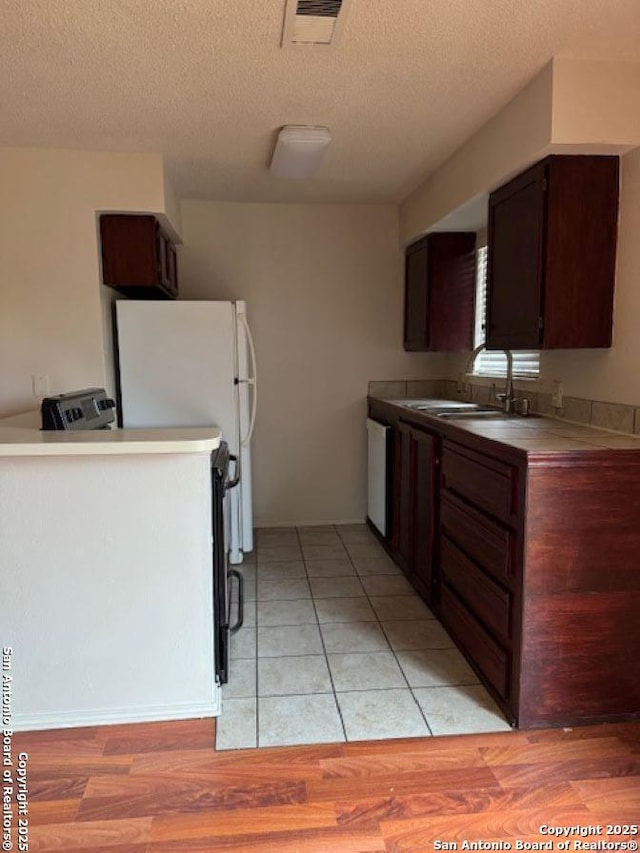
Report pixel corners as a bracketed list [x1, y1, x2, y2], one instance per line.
[442, 443, 516, 520]
[440, 494, 511, 585]
[441, 537, 511, 642]
[440, 585, 510, 700]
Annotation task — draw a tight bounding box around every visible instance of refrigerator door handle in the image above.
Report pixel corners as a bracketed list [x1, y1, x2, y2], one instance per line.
[237, 312, 257, 447]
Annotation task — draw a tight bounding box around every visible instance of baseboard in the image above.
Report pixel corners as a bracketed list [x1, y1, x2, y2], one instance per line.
[12, 693, 221, 732]
[255, 518, 367, 529]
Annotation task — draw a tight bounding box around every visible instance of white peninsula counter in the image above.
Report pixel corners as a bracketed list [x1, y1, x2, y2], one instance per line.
[0, 421, 222, 731]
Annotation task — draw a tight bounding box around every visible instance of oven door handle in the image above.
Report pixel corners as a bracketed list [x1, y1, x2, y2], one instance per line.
[226, 453, 241, 492]
[227, 569, 244, 634]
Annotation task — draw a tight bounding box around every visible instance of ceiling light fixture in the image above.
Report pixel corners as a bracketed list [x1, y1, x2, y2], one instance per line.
[269, 125, 331, 179]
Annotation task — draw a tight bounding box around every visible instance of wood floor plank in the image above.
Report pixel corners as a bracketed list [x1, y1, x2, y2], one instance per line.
[146, 826, 387, 852]
[339, 730, 529, 755]
[101, 719, 215, 755]
[571, 775, 640, 809]
[84, 771, 306, 801]
[381, 806, 595, 851]
[149, 802, 337, 842]
[17, 755, 133, 777]
[334, 780, 581, 827]
[30, 817, 152, 852]
[480, 735, 633, 766]
[13, 726, 101, 745]
[28, 798, 81, 826]
[319, 746, 487, 779]
[78, 777, 307, 821]
[29, 775, 89, 801]
[46, 846, 148, 853]
[526, 722, 640, 746]
[308, 764, 499, 801]
[491, 755, 640, 787]
[12, 734, 105, 759]
[131, 742, 340, 778]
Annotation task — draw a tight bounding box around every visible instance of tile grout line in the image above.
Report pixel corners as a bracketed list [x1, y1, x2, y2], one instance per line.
[253, 526, 501, 745]
[335, 526, 434, 737]
[296, 524, 349, 745]
[252, 684, 481, 699]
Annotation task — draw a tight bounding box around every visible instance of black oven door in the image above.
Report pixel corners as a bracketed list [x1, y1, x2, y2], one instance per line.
[211, 443, 242, 686]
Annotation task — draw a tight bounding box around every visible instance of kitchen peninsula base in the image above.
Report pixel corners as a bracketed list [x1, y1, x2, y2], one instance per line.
[0, 427, 221, 731]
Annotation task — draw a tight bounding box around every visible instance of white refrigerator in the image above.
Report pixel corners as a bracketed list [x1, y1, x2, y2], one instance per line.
[115, 300, 256, 563]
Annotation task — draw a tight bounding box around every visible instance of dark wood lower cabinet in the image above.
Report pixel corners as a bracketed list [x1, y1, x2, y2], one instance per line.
[518, 459, 640, 727]
[368, 396, 640, 730]
[440, 438, 640, 729]
[411, 427, 438, 603]
[440, 584, 511, 701]
[390, 421, 439, 607]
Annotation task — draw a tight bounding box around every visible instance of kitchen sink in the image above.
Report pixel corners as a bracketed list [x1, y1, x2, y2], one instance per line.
[396, 399, 478, 410]
[394, 400, 505, 416]
[435, 408, 509, 419]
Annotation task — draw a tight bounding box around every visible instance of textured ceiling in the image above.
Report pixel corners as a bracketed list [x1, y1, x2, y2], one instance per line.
[1, 0, 639, 204]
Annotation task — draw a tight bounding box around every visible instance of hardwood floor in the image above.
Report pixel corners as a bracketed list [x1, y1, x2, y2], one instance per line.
[14, 719, 640, 852]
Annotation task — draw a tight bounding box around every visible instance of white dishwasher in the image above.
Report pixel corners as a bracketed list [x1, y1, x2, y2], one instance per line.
[367, 418, 390, 536]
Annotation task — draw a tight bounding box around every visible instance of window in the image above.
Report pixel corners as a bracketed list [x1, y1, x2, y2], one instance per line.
[472, 246, 540, 379]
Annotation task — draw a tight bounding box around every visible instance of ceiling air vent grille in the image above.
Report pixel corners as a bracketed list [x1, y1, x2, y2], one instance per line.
[281, 0, 350, 47]
[296, 0, 343, 16]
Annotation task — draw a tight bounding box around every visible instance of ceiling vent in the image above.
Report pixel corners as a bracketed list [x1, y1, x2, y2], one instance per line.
[281, 0, 351, 47]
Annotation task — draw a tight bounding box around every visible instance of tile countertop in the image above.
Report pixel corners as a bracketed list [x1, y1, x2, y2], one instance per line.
[369, 397, 640, 454]
[0, 411, 222, 457]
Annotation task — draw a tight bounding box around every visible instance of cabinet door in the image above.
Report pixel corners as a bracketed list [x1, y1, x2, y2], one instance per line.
[100, 214, 177, 300]
[542, 155, 618, 348]
[487, 155, 618, 351]
[403, 241, 429, 350]
[396, 424, 413, 573]
[486, 163, 545, 349]
[404, 234, 476, 352]
[156, 224, 179, 297]
[392, 422, 413, 574]
[411, 428, 438, 606]
[166, 242, 178, 297]
[428, 233, 476, 352]
[155, 222, 169, 289]
[101, 214, 158, 288]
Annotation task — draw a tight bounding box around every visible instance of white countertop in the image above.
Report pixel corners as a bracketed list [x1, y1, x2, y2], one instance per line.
[0, 412, 222, 456]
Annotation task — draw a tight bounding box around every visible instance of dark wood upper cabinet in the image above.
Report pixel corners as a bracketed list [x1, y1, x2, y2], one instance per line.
[486, 155, 619, 350]
[403, 232, 476, 352]
[100, 214, 179, 300]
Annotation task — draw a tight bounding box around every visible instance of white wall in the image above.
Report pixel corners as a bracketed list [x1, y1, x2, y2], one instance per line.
[0, 148, 175, 416]
[400, 58, 640, 244]
[179, 201, 440, 526]
[400, 60, 554, 243]
[551, 58, 640, 146]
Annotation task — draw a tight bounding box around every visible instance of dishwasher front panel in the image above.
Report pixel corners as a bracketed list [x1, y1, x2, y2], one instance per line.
[367, 418, 390, 537]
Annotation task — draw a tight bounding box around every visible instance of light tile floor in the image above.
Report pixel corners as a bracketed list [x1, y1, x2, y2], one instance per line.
[216, 524, 511, 749]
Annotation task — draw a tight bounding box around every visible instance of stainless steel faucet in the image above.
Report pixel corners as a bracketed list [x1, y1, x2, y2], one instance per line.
[464, 344, 517, 413]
